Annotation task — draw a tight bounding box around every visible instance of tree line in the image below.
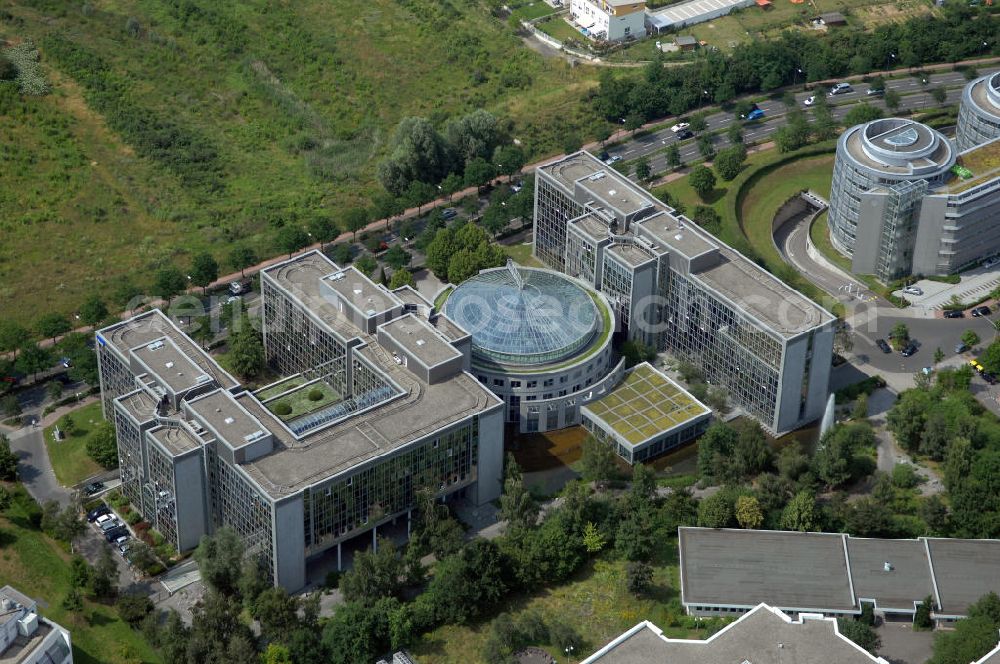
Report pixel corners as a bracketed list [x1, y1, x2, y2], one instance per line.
[593, 3, 997, 127]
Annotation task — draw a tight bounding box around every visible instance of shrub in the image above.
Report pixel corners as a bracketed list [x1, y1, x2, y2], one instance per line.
[324, 570, 341, 590]
[117, 593, 153, 626]
[273, 402, 292, 416]
[308, 388, 323, 401]
[125, 511, 141, 525]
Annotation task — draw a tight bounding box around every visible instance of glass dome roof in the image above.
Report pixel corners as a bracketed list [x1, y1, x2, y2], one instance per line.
[444, 264, 600, 366]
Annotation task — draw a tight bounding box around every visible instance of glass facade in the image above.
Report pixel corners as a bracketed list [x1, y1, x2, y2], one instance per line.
[146, 440, 179, 550]
[207, 446, 275, 581]
[957, 74, 1000, 152]
[302, 419, 478, 554]
[112, 405, 145, 511]
[534, 176, 583, 270]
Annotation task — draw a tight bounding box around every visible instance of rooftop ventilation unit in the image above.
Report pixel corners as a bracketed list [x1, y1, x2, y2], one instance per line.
[165, 362, 174, 369]
[353, 288, 363, 295]
[588, 172, 605, 181]
[608, 189, 617, 196]
[884, 561, 894, 572]
[416, 339, 426, 346]
[224, 417, 235, 425]
[147, 340, 165, 351]
[330, 272, 345, 281]
[195, 375, 211, 384]
[244, 430, 266, 443]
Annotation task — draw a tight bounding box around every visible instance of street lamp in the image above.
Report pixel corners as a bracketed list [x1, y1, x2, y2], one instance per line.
[565, 645, 575, 658]
[887, 52, 895, 71]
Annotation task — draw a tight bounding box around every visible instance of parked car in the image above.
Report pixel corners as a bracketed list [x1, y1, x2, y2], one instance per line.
[441, 208, 457, 220]
[972, 305, 991, 317]
[984, 372, 998, 385]
[901, 343, 918, 357]
[944, 309, 964, 318]
[803, 95, 816, 106]
[87, 504, 110, 523]
[955, 342, 969, 354]
[828, 82, 853, 96]
[95, 513, 114, 526]
[105, 525, 128, 542]
[670, 122, 690, 133]
[228, 279, 251, 296]
[876, 338, 892, 354]
[903, 285, 923, 296]
[675, 129, 694, 140]
[114, 535, 129, 547]
[99, 518, 121, 533]
[84, 481, 105, 496]
[983, 256, 1000, 269]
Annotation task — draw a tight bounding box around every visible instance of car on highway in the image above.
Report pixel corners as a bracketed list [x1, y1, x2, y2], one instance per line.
[803, 95, 816, 106]
[228, 279, 251, 296]
[901, 342, 918, 357]
[670, 122, 690, 133]
[944, 309, 964, 318]
[84, 481, 106, 496]
[87, 504, 110, 523]
[743, 108, 765, 121]
[441, 207, 457, 220]
[606, 155, 622, 165]
[829, 82, 853, 96]
[675, 129, 693, 140]
[955, 342, 969, 354]
[982, 256, 1000, 269]
[903, 285, 923, 296]
[867, 87, 885, 96]
[972, 305, 991, 317]
[876, 338, 892, 354]
[598, 151, 610, 161]
[59, 357, 72, 368]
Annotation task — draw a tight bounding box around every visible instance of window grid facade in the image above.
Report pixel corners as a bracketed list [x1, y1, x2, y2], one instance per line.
[600, 256, 635, 327]
[207, 448, 275, 581]
[113, 407, 145, 510]
[99, 347, 136, 416]
[146, 441, 180, 550]
[534, 176, 583, 270]
[302, 419, 478, 554]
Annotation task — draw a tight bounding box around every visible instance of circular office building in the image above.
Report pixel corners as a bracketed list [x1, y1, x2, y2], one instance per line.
[828, 118, 955, 258]
[957, 72, 1000, 152]
[442, 264, 615, 431]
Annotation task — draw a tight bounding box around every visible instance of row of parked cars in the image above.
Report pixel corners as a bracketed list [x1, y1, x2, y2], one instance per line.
[87, 503, 132, 558]
[875, 337, 918, 357]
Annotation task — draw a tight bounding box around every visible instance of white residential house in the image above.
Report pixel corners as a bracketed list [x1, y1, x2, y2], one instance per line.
[569, 0, 647, 41]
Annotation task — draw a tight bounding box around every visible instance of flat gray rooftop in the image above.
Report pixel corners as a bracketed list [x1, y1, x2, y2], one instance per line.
[847, 538, 934, 611]
[131, 336, 210, 394]
[187, 390, 270, 451]
[635, 211, 716, 260]
[607, 242, 654, 268]
[148, 425, 200, 457]
[694, 248, 832, 337]
[926, 538, 1000, 615]
[380, 314, 461, 367]
[569, 213, 612, 241]
[116, 389, 157, 423]
[324, 266, 401, 316]
[389, 285, 430, 308]
[970, 74, 1000, 118]
[237, 357, 499, 497]
[587, 605, 882, 664]
[99, 310, 237, 390]
[428, 314, 468, 343]
[680, 528, 856, 611]
[262, 251, 363, 341]
[540, 151, 609, 191]
[578, 172, 652, 217]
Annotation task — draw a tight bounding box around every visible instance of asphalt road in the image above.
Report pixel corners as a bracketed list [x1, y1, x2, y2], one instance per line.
[606, 68, 999, 179]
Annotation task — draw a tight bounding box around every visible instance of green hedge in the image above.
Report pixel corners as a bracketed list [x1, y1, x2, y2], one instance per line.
[835, 375, 886, 404]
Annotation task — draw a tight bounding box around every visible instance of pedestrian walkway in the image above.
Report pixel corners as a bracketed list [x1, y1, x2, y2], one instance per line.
[160, 560, 202, 594]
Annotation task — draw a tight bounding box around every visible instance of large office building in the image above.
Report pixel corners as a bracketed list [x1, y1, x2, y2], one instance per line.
[533, 151, 835, 435]
[97, 251, 504, 591]
[829, 100, 1000, 282]
[0, 586, 72, 664]
[582, 603, 890, 664]
[957, 72, 1000, 152]
[679, 527, 1000, 625]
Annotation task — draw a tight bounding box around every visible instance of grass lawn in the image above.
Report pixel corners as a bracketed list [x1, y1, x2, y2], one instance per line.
[255, 378, 305, 402]
[655, 141, 842, 316]
[510, 1, 557, 21]
[0, 485, 161, 664]
[502, 242, 544, 268]
[537, 15, 586, 43]
[267, 382, 341, 421]
[409, 542, 709, 663]
[809, 210, 853, 274]
[0, 1, 601, 326]
[42, 402, 106, 487]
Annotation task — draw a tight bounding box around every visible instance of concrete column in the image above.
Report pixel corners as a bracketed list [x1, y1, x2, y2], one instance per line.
[372, 524, 377, 552]
[407, 509, 412, 538]
[337, 542, 342, 571]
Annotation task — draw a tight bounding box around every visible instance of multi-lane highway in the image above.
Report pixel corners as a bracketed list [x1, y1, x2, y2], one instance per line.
[605, 68, 998, 179]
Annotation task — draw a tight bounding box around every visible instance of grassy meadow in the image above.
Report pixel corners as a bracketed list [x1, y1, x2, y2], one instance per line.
[0, 0, 602, 325]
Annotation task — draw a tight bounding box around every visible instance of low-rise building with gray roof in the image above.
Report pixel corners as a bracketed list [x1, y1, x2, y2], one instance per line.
[582, 603, 889, 664]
